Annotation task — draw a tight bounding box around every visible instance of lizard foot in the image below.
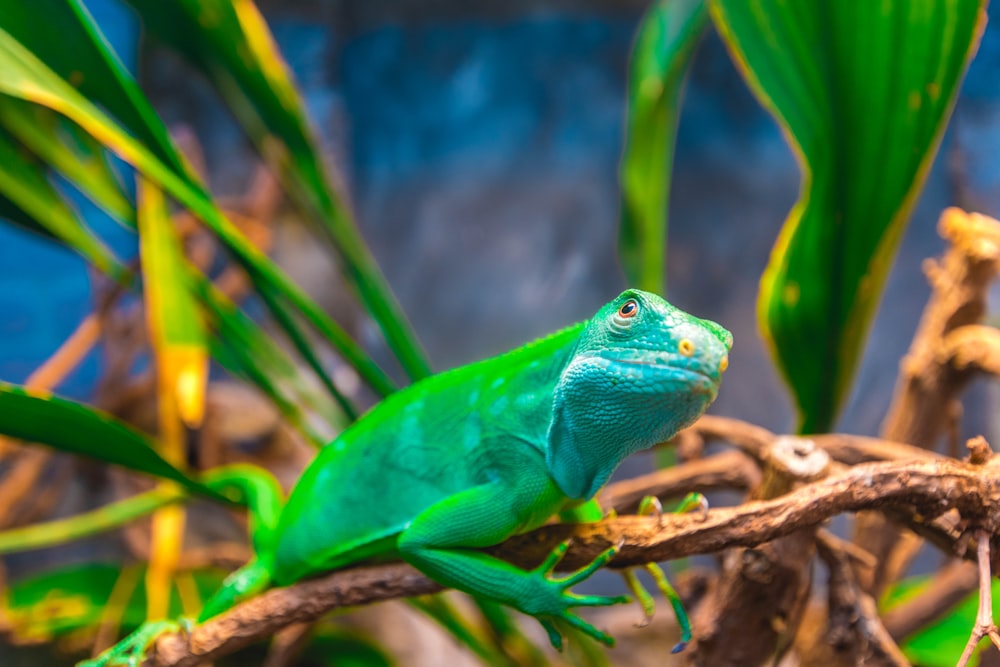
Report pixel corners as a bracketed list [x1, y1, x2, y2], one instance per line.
[528, 539, 630, 650]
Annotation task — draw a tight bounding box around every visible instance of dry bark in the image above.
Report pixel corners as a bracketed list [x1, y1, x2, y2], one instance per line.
[880, 208, 1000, 447]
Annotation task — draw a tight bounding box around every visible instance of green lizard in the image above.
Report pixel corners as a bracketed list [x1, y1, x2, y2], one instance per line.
[84, 289, 731, 665]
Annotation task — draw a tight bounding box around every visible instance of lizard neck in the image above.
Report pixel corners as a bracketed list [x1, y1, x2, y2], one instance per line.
[544, 354, 710, 500]
[545, 392, 658, 500]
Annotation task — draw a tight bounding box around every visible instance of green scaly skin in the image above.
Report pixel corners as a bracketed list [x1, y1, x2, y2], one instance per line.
[82, 289, 731, 666]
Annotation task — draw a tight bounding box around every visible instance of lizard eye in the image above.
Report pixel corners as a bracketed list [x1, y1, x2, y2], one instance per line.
[617, 300, 639, 319]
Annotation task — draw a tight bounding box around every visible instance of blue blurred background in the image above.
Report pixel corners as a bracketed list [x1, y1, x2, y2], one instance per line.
[2, 0, 999, 440]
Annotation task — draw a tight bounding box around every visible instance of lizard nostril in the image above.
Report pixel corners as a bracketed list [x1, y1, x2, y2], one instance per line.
[719, 356, 729, 373]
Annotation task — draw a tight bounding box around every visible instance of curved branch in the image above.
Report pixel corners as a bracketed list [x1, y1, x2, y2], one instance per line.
[142, 456, 1000, 666]
[685, 414, 947, 465]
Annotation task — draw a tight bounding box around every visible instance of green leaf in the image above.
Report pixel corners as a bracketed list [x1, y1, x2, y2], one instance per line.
[0, 0, 188, 174]
[123, 0, 433, 382]
[619, 0, 708, 295]
[0, 121, 126, 282]
[0, 383, 231, 502]
[0, 95, 345, 438]
[197, 281, 342, 445]
[0, 192, 59, 242]
[0, 108, 345, 440]
[137, 181, 204, 353]
[0, 464, 280, 555]
[255, 281, 360, 422]
[711, 0, 987, 432]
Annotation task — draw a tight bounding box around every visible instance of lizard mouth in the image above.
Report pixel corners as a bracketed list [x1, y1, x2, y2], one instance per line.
[599, 356, 720, 395]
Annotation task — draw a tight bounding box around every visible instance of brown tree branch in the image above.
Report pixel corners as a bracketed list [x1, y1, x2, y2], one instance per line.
[881, 208, 1000, 446]
[137, 456, 1000, 666]
[684, 414, 948, 465]
[149, 563, 444, 667]
[856, 209, 1000, 600]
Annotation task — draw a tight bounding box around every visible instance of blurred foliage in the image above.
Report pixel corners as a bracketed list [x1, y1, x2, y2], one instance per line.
[2, 563, 391, 667]
[3, 564, 223, 646]
[884, 575, 1000, 667]
[121, 0, 432, 383]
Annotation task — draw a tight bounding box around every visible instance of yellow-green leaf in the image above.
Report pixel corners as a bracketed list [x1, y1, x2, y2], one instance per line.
[712, 0, 986, 432]
[137, 179, 208, 429]
[0, 490, 183, 556]
[0, 23, 396, 400]
[0, 0, 188, 173]
[0, 96, 133, 225]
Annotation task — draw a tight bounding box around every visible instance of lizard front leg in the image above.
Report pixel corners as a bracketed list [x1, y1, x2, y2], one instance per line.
[397, 474, 628, 650]
[622, 493, 707, 652]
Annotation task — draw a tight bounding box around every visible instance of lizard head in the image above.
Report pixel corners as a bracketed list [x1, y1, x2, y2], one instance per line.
[546, 289, 732, 499]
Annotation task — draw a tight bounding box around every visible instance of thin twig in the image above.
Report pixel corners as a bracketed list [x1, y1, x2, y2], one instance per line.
[955, 530, 1000, 667]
